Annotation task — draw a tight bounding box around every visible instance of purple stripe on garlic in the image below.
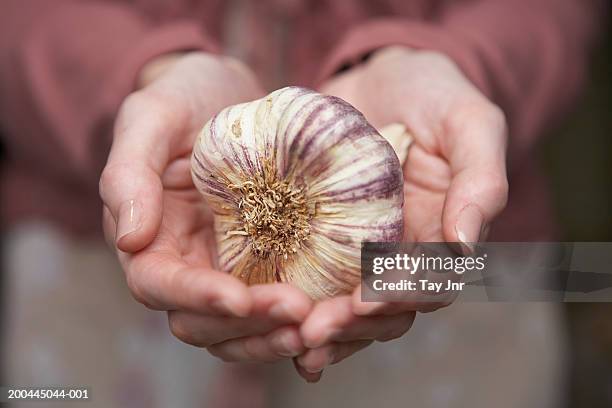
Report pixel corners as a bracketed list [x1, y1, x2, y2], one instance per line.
[191, 86, 407, 299]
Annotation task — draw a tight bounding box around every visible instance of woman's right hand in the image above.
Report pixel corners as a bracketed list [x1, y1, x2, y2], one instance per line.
[99, 52, 313, 361]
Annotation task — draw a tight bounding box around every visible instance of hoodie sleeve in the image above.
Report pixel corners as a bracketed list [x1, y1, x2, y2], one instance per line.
[0, 0, 219, 183]
[317, 0, 606, 158]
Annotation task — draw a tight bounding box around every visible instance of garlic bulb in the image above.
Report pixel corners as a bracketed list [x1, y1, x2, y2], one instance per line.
[191, 86, 405, 299]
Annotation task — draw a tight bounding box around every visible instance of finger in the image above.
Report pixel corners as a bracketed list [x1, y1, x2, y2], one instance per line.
[350, 284, 387, 316]
[249, 284, 313, 322]
[352, 286, 448, 315]
[302, 296, 416, 347]
[126, 251, 251, 317]
[333, 313, 416, 343]
[207, 326, 304, 362]
[166, 285, 313, 346]
[293, 358, 323, 383]
[441, 102, 509, 254]
[354, 300, 447, 315]
[168, 311, 293, 348]
[99, 162, 163, 253]
[296, 340, 373, 374]
[300, 296, 353, 348]
[100, 92, 186, 252]
[168, 312, 263, 347]
[301, 296, 414, 347]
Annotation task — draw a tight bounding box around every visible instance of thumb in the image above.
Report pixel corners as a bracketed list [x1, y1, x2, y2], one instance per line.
[443, 168, 508, 254]
[100, 93, 178, 252]
[441, 104, 509, 254]
[99, 162, 163, 252]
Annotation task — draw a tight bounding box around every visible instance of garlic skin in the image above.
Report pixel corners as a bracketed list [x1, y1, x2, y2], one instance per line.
[379, 123, 413, 165]
[191, 86, 404, 299]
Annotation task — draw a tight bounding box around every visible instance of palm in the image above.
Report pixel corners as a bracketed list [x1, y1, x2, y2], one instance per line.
[113, 52, 266, 271]
[114, 162, 222, 312]
[402, 143, 451, 242]
[117, 98, 220, 274]
[150, 187, 217, 271]
[294, 47, 509, 378]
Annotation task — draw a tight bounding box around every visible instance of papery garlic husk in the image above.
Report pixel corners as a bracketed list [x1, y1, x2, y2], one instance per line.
[191, 86, 404, 299]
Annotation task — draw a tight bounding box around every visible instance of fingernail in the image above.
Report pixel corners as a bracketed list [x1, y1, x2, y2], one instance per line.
[276, 332, 301, 357]
[454, 204, 485, 256]
[306, 371, 323, 383]
[269, 303, 299, 321]
[116, 200, 142, 242]
[304, 351, 334, 373]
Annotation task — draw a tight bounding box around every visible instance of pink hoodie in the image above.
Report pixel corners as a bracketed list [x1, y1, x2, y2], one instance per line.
[0, 0, 604, 238]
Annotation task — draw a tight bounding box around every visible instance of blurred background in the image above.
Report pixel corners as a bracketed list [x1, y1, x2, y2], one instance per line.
[0, 6, 611, 408]
[540, 21, 612, 407]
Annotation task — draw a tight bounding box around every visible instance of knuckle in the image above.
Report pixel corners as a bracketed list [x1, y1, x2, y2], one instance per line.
[115, 92, 150, 127]
[481, 175, 509, 206]
[98, 165, 119, 200]
[100, 160, 123, 177]
[100, 160, 161, 204]
[449, 102, 478, 125]
[447, 100, 507, 133]
[491, 176, 509, 200]
[99, 162, 141, 201]
[123, 90, 147, 106]
[121, 90, 167, 116]
[137, 91, 174, 115]
[117, 90, 184, 134]
[120, 92, 143, 112]
[484, 104, 507, 133]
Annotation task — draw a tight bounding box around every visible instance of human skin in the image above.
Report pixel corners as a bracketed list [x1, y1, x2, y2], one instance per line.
[292, 46, 509, 381]
[99, 47, 508, 381]
[100, 53, 316, 361]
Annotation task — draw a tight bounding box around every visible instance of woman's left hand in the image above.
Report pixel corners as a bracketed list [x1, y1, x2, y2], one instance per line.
[293, 46, 509, 382]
